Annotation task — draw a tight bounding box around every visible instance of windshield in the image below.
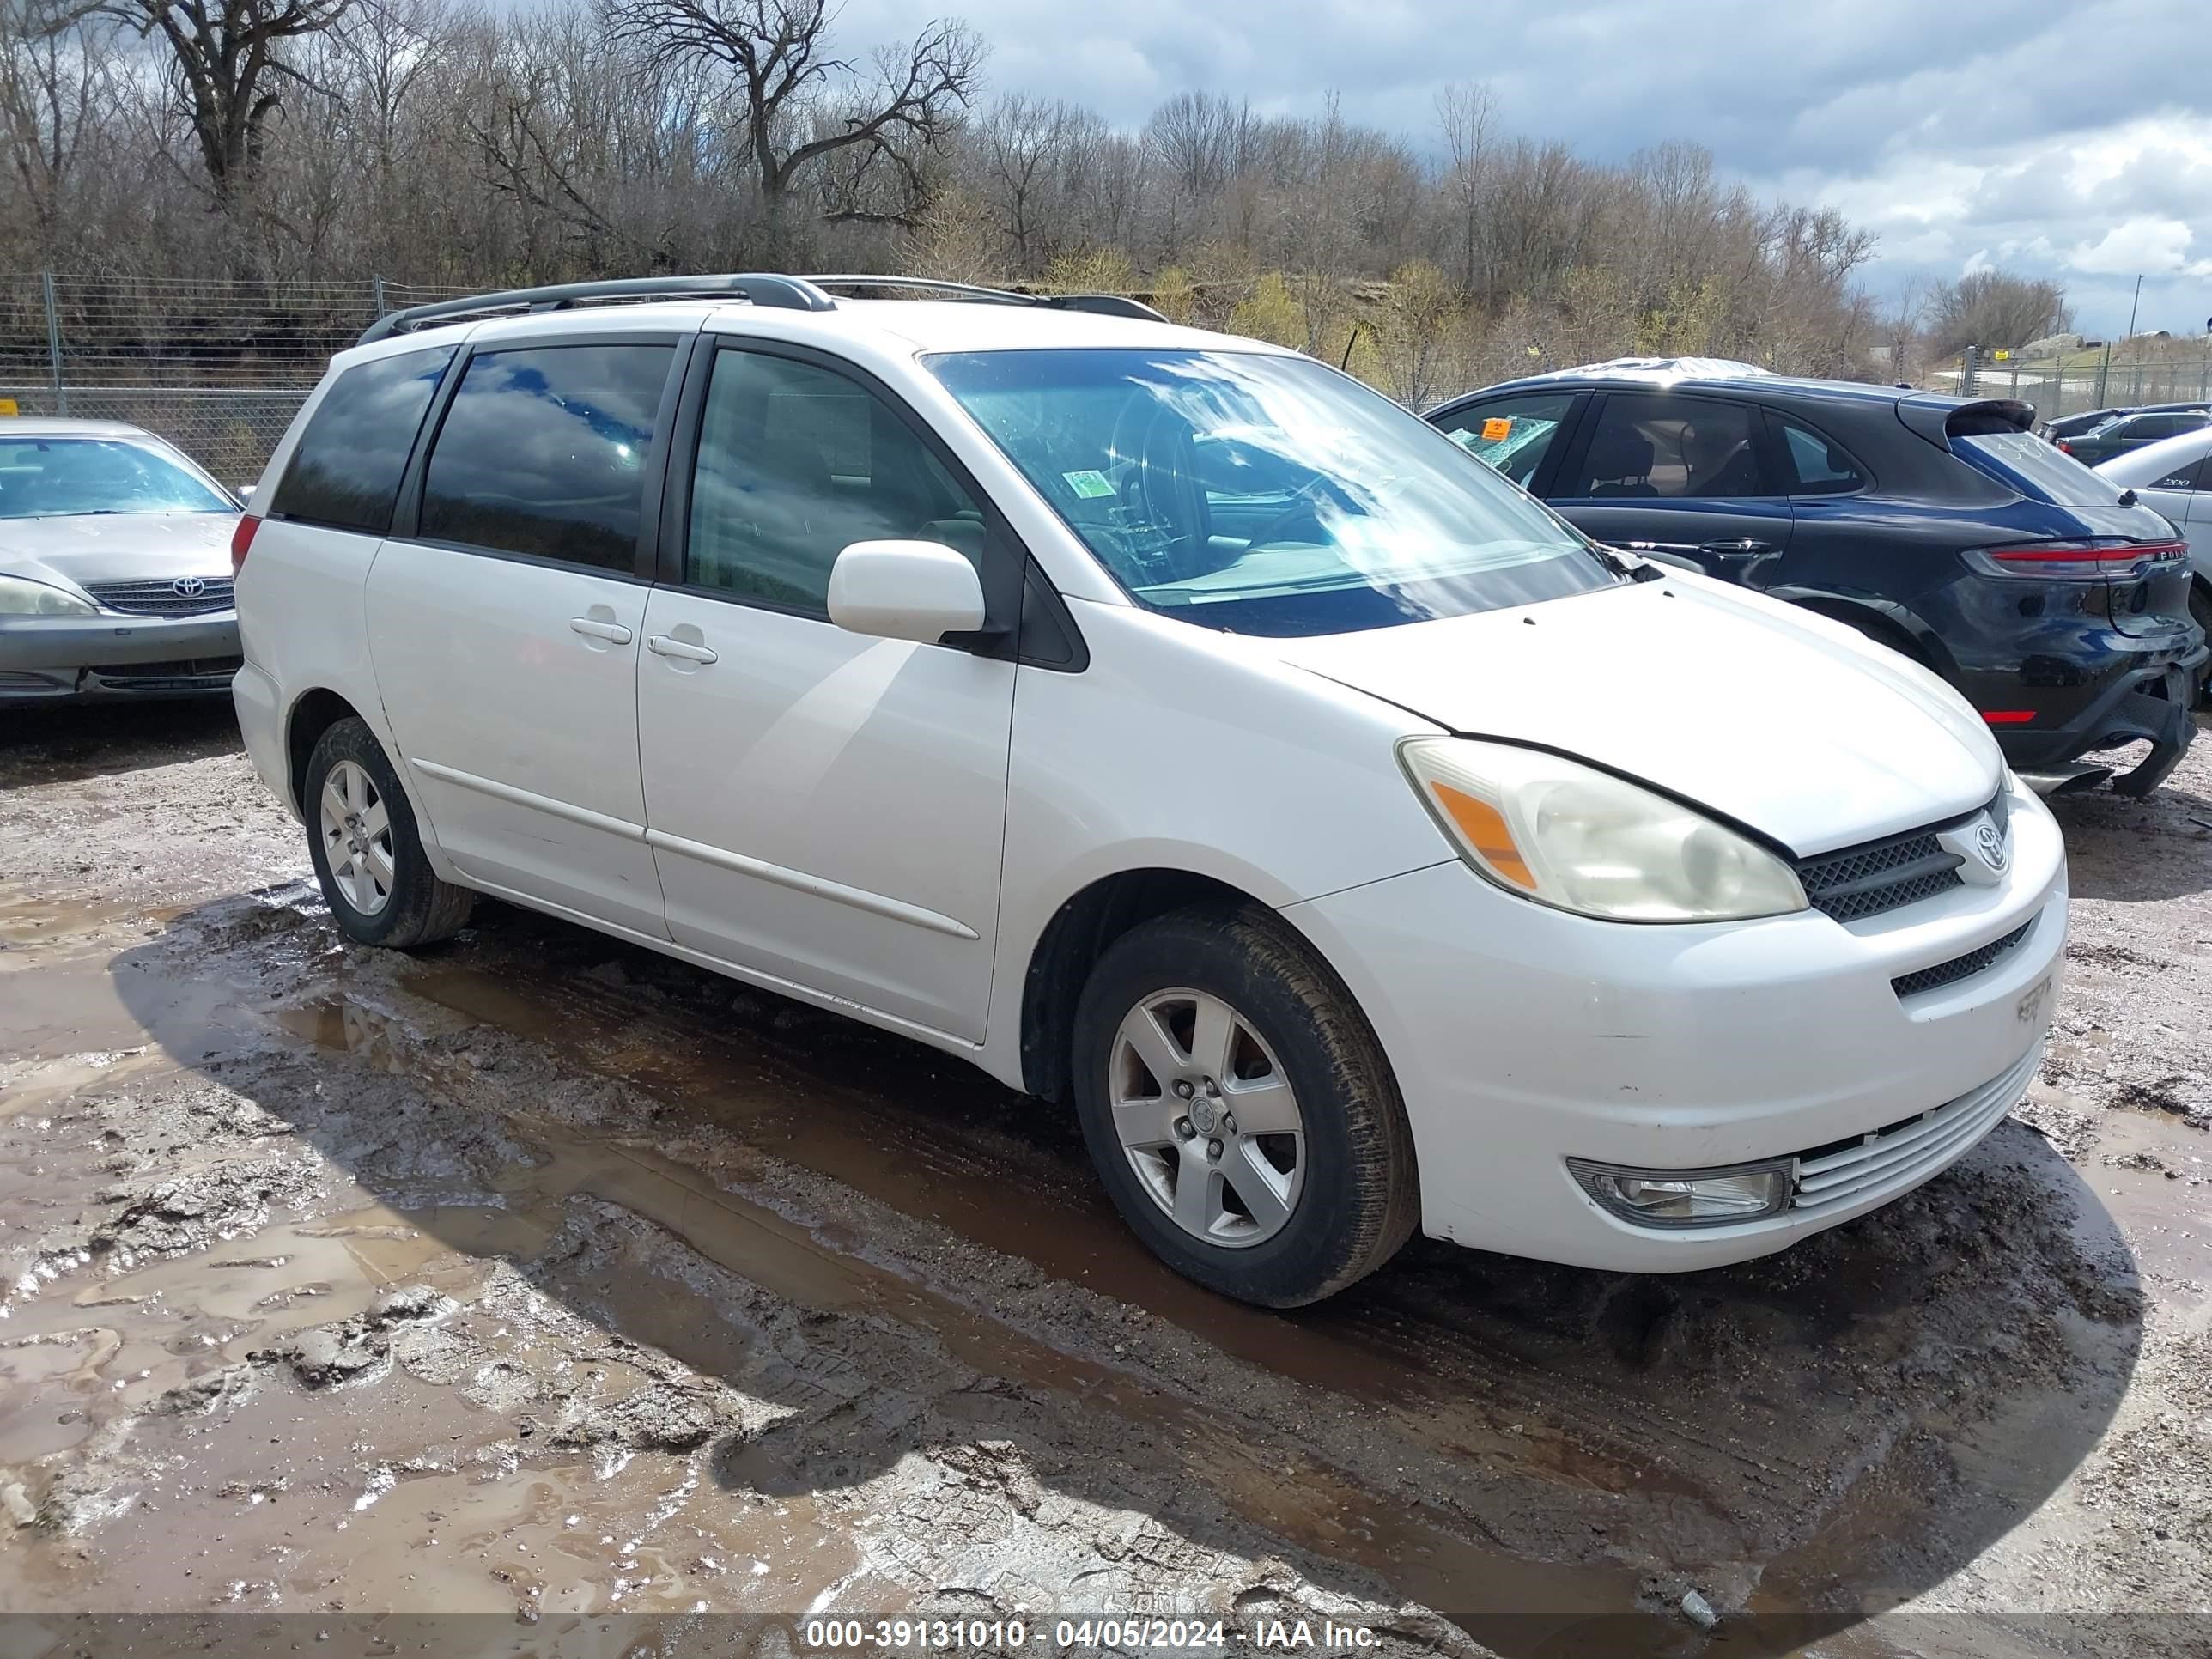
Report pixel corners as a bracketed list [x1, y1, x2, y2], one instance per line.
[0, 437, 234, 520]
[927, 349, 1614, 637]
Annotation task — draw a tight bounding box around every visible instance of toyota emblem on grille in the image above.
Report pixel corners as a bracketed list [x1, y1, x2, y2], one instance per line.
[172, 576, 207, 598]
[1975, 821, 2008, 872]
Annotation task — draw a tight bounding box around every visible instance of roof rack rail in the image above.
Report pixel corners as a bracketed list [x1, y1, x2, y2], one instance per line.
[805, 274, 1168, 324]
[356, 273, 836, 345]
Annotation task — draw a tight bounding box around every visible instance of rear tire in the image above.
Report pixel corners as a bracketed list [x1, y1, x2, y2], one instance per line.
[303, 717, 473, 949]
[1070, 904, 1419, 1306]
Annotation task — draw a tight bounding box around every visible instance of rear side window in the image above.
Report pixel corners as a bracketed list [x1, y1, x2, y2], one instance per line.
[1774, 416, 1868, 495]
[1437, 393, 1578, 488]
[1957, 430, 2120, 506]
[419, 343, 675, 572]
[271, 346, 454, 532]
[1561, 393, 1782, 499]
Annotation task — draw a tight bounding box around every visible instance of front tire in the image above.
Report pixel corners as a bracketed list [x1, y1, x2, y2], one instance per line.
[1071, 904, 1419, 1306]
[304, 717, 473, 949]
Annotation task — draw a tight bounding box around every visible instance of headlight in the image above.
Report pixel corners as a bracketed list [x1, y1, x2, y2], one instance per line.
[1398, 736, 1808, 922]
[0, 574, 98, 617]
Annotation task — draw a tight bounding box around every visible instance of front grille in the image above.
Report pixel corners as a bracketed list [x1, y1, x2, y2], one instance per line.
[1790, 1043, 2039, 1215]
[1795, 828, 1963, 921]
[1794, 787, 2009, 923]
[82, 577, 234, 617]
[1891, 918, 2034, 1000]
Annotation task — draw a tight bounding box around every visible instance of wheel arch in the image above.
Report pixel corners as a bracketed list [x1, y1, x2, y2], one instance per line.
[284, 686, 367, 817]
[1020, 867, 1276, 1103]
[1773, 587, 1947, 672]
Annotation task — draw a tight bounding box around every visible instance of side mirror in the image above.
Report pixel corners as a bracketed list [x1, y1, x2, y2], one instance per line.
[827, 540, 988, 644]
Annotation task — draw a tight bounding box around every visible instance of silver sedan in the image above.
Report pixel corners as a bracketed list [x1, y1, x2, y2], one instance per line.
[0, 418, 243, 702]
[2095, 427, 2212, 647]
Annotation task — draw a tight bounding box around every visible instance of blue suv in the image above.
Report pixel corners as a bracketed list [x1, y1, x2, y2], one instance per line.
[1428, 359, 2208, 796]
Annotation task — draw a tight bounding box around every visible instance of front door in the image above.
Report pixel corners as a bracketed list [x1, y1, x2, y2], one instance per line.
[1545, 390, 1796, 584]
[636, 341, 1018, 1043]
[366, 337, 680, 937]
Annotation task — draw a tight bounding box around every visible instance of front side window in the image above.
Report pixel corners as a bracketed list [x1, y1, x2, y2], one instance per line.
[272, 346, 454, 532]
[928, 349, 1613, 638]
[1436, 393, 1578, 488]
[1561, 393, 1780, 500]
[419, 343, 674, 572]
[0, 438, 233, 520]
[685, 349, 982, 615]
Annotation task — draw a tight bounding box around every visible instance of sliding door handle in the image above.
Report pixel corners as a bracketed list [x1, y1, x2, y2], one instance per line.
[647, 634, 719, 665]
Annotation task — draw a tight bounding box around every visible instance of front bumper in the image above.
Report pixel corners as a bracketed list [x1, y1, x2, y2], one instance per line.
[0, 611, 241, 702]
[1284, 778, 2067, 1273]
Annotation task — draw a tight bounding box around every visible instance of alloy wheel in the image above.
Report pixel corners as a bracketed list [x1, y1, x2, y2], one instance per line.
[318, 758, 394, 919]
[1109, 988, 1306, 1247]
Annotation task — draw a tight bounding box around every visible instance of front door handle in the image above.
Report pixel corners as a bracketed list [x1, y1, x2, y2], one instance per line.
[1698, 538, 1777, 559]
[570, 617, 633, 644]
[647, 634, 719, 665]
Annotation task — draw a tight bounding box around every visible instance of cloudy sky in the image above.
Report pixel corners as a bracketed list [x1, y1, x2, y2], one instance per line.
[836, 0, 2212, 338]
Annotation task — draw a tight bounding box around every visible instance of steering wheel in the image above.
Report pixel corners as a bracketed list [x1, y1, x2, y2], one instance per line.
[1244, 472, 1356, 549]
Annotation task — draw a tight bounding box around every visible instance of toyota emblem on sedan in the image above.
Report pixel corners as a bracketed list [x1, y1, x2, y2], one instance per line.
[1975, 821, 2008, 872]
[173, 576, 207, 598]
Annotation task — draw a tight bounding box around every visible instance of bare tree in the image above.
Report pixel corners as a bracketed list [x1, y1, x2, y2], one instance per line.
[1433, 80, 1492, 296]
[604, 0, 981, 254]
[0, 0, 112, 245]
[108, 0, 356, 199]
[1927, 269, 2071, 359]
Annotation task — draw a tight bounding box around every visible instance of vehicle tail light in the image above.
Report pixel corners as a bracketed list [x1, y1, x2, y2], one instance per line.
[1966, 539, 2185, 580]
[1980, 710, 2037, 725]
[229, 514, 259, 574]
[2055, 439, 2073, 453]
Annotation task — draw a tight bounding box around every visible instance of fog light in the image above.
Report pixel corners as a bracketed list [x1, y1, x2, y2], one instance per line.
[1567, 1158, 1792, 1228]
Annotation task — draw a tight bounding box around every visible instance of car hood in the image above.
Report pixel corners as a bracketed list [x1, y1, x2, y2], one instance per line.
[1273, 574, 2003, 856]
[0, 512, 235, 592]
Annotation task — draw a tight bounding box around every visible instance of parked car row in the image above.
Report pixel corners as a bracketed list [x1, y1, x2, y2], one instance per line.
[2051, 404, 2211, 466]
[217, 280, 2080, 1304]
[1431, 359, 2208, 794]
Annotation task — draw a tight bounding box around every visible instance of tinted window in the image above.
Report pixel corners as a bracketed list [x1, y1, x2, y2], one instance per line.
[0, 438, 232, 520]
[929, 348, 1614, 639]
[1775, 416, 1868, 495]
[1437, 393, 1577, 488]
[419, 343, 673, 571]
[2158, 455, 2210, 492]
[272, 346, 453, 532]
[686, 349, 981, 614]
[1562, 394, 1780, 499]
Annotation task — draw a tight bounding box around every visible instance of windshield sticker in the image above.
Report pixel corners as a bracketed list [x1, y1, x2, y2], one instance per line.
[1480, 417, 1514, 442]
[1062, 468, 1116, 499]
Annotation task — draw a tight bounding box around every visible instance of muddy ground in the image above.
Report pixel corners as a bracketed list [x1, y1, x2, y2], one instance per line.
[0, 704, 2208, 1659]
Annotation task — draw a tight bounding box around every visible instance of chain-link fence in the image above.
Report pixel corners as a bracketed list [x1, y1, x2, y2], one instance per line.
[1946, 348, 2212, 421]
[0, 273, 474, 483]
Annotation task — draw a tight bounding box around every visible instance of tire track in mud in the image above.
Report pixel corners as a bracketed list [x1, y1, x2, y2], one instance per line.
[131, 879, 2144, 1635]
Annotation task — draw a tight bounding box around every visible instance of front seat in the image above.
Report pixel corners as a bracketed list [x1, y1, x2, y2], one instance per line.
[1583, 430, 1658, 496]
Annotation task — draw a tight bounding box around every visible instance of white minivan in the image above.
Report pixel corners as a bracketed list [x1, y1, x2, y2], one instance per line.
[231, 275, 2066, 1305]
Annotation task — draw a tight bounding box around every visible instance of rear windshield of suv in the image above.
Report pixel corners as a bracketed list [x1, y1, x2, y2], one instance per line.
[1956, 430, 2124, 507]
[927, 348, 1616, 637]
